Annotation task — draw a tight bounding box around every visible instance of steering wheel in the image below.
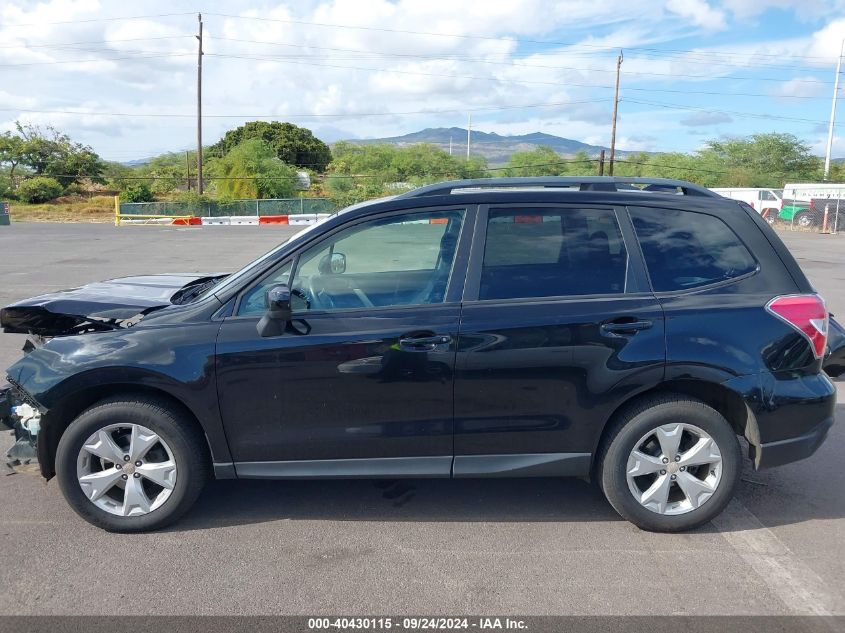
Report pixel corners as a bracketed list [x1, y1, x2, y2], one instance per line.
[305, 275, 331, 310]
[304, 275, 374, 310]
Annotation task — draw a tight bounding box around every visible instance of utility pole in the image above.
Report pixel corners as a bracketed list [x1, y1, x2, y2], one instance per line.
[466, 114, 472, 160]
[608, 50, 623, 176]
[185, 151, 192, 191]
[824, 39, 844, 181]
[598, 149, 605, 176]
[449, 135, 453, 156]
[196, 13, 203, 194]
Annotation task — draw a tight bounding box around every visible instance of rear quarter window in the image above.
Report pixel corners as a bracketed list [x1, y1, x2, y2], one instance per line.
[628, 206, 758, 292]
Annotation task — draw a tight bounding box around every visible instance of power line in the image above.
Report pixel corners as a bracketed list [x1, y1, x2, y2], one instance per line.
[0, 52, 193, 68]
[0, 35, 193, 50]
[5, 35, 826, 82]
[210, 37, 836, 85]
[0, 12, 195, 28]
[0, 98, 611, 119]
[625, 98, 832, 125]
[20, 157, 602, 182]
[205, 12, 837, 63]
[6, 45, 823, 99]
[204, 52, 830, 100]
[615, 159, 730, 175]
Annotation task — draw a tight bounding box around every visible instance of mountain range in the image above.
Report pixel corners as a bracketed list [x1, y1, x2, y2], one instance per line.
[342, 127, 637, 165]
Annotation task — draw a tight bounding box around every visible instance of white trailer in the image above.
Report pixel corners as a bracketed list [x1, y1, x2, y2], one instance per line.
[782, 183, 845, 202]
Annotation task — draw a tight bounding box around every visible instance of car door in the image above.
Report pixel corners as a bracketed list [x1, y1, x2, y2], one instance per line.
[216, 206, 474, 477]
[452, 204, 665, 477]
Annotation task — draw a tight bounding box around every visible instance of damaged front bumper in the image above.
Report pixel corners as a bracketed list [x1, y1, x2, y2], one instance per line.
[0, 383, 41, 474]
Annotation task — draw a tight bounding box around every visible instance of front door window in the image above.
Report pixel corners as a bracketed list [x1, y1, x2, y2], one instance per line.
[290, 210, 465, 311]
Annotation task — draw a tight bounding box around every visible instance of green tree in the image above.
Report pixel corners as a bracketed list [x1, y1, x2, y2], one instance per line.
[103, 161, 139, 191]
[17, 176, 64, 203]
[326, 142, 490, 205]
[697, 133, 821, 186]
[503, 146, 567, 176]
[139, 153, 191, 195]
[209, 139, 298, 199]
[211, 121, 332, 171]
[14, 123, 104, 187]
[120, 183, 154, 202]
[0, 132, 25, 190]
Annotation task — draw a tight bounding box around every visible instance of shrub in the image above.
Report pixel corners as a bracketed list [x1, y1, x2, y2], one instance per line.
[16, 176, 64, 203]
[120, 183, 155, 203]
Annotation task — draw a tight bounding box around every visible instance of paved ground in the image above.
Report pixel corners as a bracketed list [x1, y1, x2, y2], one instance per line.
[0, 223, 842, 616]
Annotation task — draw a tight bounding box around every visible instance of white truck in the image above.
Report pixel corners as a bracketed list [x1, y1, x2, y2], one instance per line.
[710, 188, 784, 224]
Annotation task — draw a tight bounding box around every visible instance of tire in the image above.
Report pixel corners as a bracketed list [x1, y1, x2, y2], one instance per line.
[761, 209, 778, 225]
[56, 396, 209, 532]
[794, 211, 813, 228]
[598, 394, 741, 532]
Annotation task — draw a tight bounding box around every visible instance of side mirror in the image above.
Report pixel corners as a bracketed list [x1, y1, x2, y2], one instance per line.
[318, 252, 346, 275]
[257, 284, 291, 337]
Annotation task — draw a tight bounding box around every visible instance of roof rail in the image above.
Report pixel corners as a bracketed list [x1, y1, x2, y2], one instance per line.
[395, 176, 718, 199]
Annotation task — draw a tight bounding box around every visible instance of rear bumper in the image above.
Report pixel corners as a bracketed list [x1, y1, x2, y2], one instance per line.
[753, 416, 834, 469]
[725, 371, 836, 470]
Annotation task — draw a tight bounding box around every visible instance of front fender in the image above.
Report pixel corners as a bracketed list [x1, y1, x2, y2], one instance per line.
[6, 322, 231, 474]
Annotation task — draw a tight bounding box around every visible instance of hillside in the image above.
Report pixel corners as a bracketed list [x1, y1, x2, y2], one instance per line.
[342, 127, 637, 165]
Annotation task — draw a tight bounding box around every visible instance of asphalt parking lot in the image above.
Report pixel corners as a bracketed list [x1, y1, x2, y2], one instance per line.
[0, 223, 843, 616]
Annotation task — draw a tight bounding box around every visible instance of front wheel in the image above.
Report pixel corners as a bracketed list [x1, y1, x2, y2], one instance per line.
[56, 397, 209, 532]
[598, 395, 742, 532]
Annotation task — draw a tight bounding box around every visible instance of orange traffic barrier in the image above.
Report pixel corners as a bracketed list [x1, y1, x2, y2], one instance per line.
[171, 217, 202, 226]
[259, 215, 290, 225]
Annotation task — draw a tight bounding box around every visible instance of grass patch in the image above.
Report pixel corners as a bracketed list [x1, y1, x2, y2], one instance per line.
[7, 196, 115, 223]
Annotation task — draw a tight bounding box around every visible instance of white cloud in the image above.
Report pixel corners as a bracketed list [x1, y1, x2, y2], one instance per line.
[0, 0, 839, 160]
[720, 0, 845, 20]
[777, 76, 828, 98]
[666, 0, 727, 31]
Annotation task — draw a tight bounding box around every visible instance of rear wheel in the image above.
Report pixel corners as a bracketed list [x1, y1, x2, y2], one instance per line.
[56, 397, 209, 532]
[598, 395, 741, 532]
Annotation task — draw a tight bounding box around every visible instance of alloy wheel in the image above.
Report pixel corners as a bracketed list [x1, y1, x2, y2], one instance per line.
[76, 423, 177, 517]
[625, 423, 722, 516]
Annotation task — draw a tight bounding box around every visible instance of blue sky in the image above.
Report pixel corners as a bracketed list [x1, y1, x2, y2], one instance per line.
[0, 0, 843, 161]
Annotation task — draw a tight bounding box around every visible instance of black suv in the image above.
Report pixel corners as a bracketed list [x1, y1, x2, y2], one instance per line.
[1, 177, 841, 533]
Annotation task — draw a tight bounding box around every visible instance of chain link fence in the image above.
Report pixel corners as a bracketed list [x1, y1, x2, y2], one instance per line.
[119, 197, 337, 219]
[772, 187, 845, 235]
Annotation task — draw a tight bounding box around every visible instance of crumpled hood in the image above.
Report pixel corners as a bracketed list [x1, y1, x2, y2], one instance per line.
[0, 273, 227, 336]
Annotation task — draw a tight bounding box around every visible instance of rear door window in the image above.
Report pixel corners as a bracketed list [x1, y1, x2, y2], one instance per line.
[479, 207, 628, 300]
[628, 206, 757, 292]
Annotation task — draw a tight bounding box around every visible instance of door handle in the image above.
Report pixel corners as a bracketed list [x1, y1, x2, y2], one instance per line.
[398, 334, 452, 351]
[601, 319, 653, 335]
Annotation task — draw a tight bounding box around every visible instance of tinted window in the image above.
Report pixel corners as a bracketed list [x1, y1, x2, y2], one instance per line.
[629, 206, 757, 292]
[238, 261, 292, 316]
[761, 190, 777, 201]
[289, 210, 465, 311]
[479, 208, 628, 300]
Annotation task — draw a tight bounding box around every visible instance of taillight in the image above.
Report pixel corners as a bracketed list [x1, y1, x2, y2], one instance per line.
[766, 294, 828, 358]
